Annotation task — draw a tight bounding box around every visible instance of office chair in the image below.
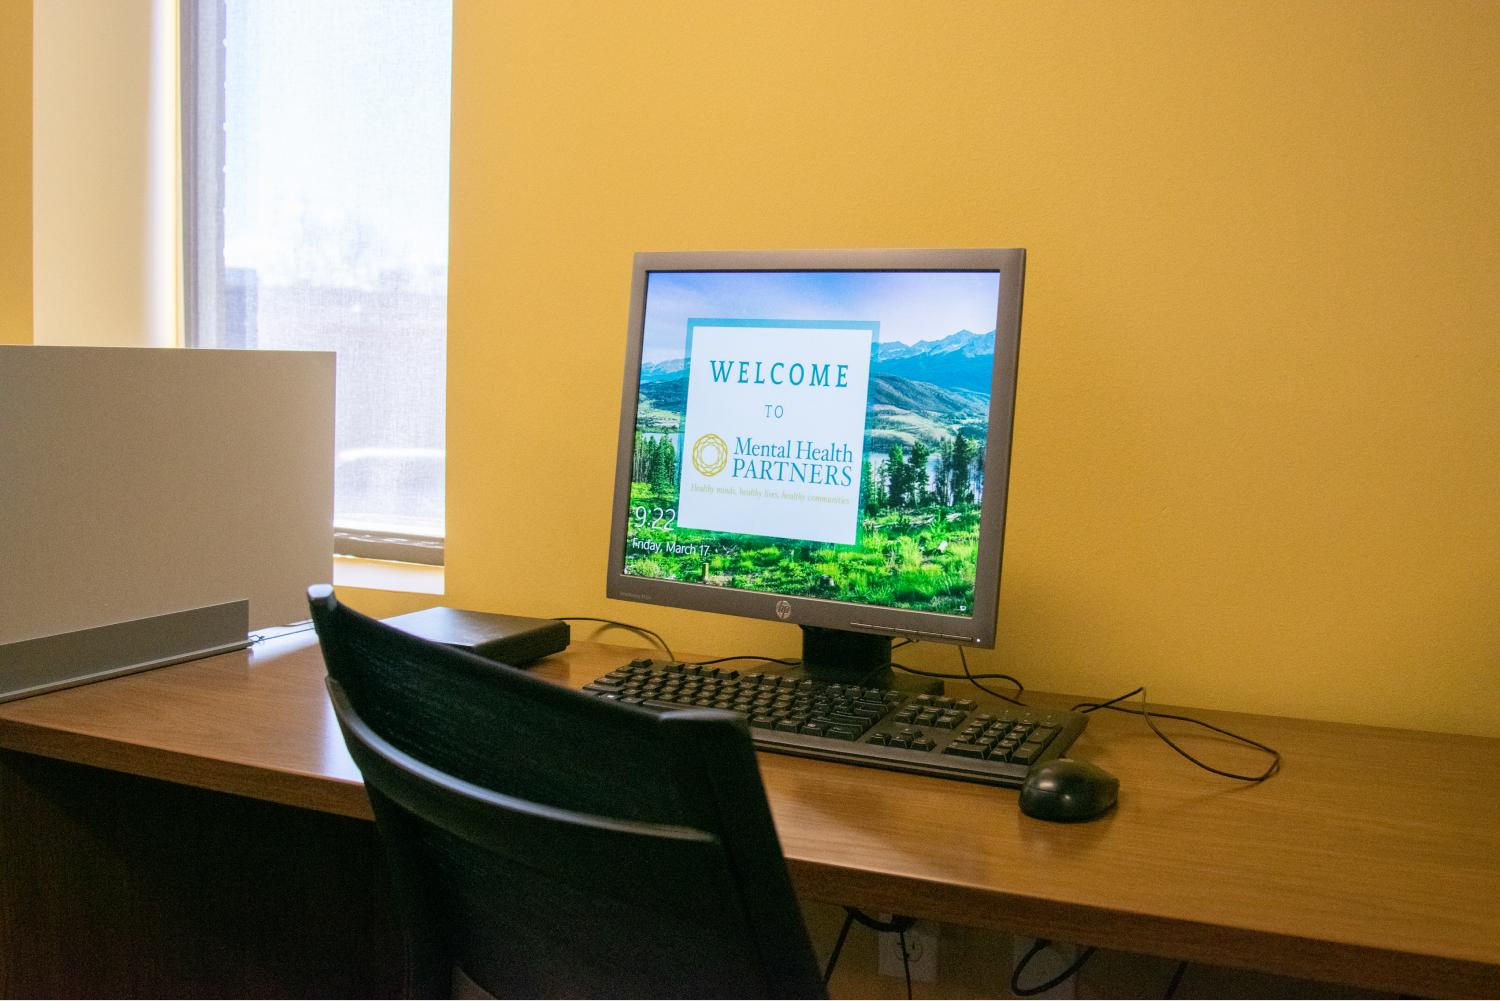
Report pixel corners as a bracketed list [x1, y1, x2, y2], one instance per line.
[307, 586, 825, 999]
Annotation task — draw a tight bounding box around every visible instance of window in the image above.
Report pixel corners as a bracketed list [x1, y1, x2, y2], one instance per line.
[182, 0, 452, 564]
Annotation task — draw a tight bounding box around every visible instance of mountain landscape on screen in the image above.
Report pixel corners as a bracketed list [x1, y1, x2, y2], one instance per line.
[637, 328, 995, 451]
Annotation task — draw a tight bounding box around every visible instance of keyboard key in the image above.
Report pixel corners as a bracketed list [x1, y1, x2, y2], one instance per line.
[943, 741, 989, 758]
[1009, 744, 1042, 765]
[822, 711, 872, 728]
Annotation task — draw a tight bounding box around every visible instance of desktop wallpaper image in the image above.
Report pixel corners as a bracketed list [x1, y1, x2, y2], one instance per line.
[622, 270, 1004, 615]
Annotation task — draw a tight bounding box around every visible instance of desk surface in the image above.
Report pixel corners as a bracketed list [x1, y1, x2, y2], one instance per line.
[1, 634, 1497, 997]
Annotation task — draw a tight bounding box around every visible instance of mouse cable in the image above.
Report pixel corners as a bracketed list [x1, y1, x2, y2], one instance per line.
[1011, 938, 1097, 997]
[554, 617, 674, 663]
[1073, 687, 1282, 783]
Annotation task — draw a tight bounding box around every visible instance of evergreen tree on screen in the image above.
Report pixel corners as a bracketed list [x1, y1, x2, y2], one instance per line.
[950, 434, 973, 504]
[861, 458, 883, 514]
[651, 438, 678, 495]
[639, 435, 657, 484]
[909, 439, 931, 506]
[885, 445, 910, 509]
[934, 438, 954, 506]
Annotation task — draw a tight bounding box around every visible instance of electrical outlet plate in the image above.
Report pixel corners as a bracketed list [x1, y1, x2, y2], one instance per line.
[878, 919, 939, 983]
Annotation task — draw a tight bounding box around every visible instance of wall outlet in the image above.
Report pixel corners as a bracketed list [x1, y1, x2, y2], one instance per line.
[878, 919, 939, 983]
[1011, 939, 1078, 999]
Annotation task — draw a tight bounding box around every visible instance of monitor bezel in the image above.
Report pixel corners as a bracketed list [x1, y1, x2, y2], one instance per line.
[605, 247, 1025, 649]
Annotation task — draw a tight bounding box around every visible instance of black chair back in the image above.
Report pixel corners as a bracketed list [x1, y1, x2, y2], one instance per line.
[307, 586, 823, 999]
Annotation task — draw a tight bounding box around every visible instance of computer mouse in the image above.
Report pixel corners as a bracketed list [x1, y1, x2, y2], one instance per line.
[1019, 758, 1119, 822]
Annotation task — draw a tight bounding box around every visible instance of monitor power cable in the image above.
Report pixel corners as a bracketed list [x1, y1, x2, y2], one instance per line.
[1164, 959, 1190, 998]
[881, 643, 1028, 705]
[822, 909, 918, 998]
[554, 616, 675, 663]
[1011, 939, 1191, 998]
[1011, 938, 1097, 997]
[691, 654, 803, 669]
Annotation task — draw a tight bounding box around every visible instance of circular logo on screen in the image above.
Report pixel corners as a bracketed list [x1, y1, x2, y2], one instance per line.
[690, 433, 729, 476]
[775, 600, 793, 620]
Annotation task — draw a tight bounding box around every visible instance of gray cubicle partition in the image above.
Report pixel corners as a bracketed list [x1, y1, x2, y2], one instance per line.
[0, 345, 335, 702]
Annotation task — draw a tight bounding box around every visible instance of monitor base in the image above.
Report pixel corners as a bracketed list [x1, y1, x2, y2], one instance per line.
[795, 626, 942, 695]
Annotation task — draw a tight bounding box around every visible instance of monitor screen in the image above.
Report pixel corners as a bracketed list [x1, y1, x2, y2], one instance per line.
[607, 249, 1025, 680]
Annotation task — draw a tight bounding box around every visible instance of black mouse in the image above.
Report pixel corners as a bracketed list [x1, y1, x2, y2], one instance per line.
[1019, 758, 1119, 822]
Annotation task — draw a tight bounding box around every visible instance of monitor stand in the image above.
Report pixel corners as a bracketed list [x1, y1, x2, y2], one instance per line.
[788, 625, 942, 696]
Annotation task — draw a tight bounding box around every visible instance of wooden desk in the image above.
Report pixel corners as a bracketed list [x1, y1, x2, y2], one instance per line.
[1, 633, 1497, 997]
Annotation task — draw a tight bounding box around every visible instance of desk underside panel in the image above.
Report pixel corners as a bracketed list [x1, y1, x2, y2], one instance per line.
[0, 751, 402, 998]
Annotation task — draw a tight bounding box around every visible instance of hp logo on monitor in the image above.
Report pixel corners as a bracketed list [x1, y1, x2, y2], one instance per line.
[775, 600, 792, 620]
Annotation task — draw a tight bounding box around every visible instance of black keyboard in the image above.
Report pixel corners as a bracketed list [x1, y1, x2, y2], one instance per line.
[584, 658, 1087, 788]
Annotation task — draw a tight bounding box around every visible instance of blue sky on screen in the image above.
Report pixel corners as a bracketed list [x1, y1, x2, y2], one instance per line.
[642, 271, 1002, 363]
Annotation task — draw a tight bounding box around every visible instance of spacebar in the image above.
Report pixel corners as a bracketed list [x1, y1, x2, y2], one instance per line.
[641, 698, 737, 713]
[750, 727, 1031, 787]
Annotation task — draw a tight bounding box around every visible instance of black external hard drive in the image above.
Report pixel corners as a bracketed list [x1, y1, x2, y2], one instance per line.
[381, 607, 569, 666]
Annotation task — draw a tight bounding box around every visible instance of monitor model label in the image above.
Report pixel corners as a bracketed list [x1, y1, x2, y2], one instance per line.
[675, 318, 875, 546]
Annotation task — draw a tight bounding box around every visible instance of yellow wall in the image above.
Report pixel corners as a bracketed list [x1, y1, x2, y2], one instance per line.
[32, 0, 177, 348]
[450, 0, 1499, 736]
[0, 1, 30, 344]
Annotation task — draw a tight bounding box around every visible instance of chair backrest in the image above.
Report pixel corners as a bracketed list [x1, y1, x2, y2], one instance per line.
[307, 586, 824, 999]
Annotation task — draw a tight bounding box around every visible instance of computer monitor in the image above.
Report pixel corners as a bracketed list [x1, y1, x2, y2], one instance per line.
[606, 248, 1025, 685]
